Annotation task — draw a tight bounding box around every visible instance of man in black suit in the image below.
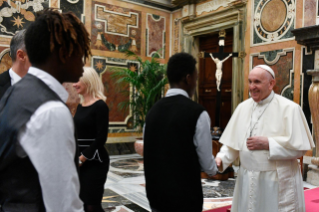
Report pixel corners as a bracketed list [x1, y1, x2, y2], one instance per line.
[0, 30, 30, 99]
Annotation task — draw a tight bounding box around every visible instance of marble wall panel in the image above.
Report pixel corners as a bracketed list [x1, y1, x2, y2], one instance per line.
[0, 47, 11, 74]
[0, 0, 49, 37]
[252, 0, 295, 46]
[60, 0, 84, 20]
[63, 56, 136, 131]
[172, 10, 182, 54]
[146, 14, 166, 58]
[252, 51, 294, 99]
[91, 2, 142, 55]
[91, 56, 138, 130]
[304, 0, 317, 27]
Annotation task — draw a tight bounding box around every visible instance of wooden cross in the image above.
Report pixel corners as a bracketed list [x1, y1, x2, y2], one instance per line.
[199, 30, 245, 129]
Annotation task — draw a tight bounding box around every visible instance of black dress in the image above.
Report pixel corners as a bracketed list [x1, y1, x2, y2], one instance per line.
[74, 100, 109, 205]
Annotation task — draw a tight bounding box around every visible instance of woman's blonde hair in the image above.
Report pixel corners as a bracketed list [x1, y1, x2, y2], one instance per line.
[79, 67, 107, 103]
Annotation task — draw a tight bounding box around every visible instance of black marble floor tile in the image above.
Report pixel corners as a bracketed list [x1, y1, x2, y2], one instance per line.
[125, 203, 149, 212]
[112, 171, 144, 178]
[202, 180, 236, 198]
[110, 159, 144, 171]
[106, 143, 136, 155]
[102, 189, 149, 212]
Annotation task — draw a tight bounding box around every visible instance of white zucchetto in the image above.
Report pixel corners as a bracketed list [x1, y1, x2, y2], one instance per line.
[254, 65, 275, 79]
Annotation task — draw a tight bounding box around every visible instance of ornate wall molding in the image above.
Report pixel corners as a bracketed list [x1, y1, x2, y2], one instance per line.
[95, 4, 139, 37]
[146, 14, 166, 58]
[252, 0, 296, 46]
[183, 6, 244, 37]
[292, 25, 319, 52]
[196, 0, 238, 15]
[91, 56, 140, 130]
[0, 0, 48, 37]
[0, 48, 10, 74]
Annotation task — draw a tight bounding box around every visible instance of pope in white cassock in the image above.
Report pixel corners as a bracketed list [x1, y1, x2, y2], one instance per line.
[215, 65, 315, 212]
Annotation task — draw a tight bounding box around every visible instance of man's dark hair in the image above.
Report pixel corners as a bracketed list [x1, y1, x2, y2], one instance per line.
[10, 30, 26, 62]
[166, 52, 197, 85]
[25, 9, 91, 66]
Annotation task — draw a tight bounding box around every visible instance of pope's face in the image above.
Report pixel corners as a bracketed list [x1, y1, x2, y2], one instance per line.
[248, 67, 275, 102]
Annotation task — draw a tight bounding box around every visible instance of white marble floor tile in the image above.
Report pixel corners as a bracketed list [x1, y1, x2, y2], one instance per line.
[303, 181, 318, 189]
[122, 192, 151, 211]
[105, 184, 146, 195]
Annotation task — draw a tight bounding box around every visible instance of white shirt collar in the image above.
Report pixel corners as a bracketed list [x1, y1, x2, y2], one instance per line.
[256, 91, 274, 106]
[9, 68, 22, 85]
[165, 88, 189, 98]
[28, 67, 69, 103]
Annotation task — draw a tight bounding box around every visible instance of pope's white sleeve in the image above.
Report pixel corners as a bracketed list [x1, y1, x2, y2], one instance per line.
[268, 137, 306, 160]
[216, 145, 239, 172]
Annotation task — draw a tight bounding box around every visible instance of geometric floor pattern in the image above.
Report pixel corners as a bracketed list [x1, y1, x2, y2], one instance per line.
[103, 154, 236, 211]
[103, 154, 318, 211]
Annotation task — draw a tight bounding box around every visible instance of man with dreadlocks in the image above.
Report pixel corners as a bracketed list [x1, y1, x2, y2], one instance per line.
[0, 9, 91, 212]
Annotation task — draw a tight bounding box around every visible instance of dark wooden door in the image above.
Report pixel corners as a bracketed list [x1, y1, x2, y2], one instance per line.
[198, 31, 233, 130]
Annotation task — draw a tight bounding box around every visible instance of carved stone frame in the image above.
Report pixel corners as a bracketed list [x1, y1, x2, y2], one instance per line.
[181, 3, 246, 112]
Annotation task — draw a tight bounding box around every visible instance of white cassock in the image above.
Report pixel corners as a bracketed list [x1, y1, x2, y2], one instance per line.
[217, 91, 315, 212]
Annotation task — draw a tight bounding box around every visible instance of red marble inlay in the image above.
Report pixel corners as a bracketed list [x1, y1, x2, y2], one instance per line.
[147, 14, 165, 57]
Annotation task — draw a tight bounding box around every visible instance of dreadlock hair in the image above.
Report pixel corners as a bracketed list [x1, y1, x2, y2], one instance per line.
[25, 9, 91, 66]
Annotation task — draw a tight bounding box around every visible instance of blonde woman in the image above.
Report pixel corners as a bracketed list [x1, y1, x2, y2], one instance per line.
[73, 67, 109, 212]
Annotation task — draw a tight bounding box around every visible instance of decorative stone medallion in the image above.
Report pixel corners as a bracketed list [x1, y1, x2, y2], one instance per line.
[254, 0, 295, 42]
[0, 0, 48, 36]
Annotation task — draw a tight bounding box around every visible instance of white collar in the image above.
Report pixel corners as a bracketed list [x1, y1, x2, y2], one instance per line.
[165, 88, 189, 98]
[28, 67, 69, 103]
[9, 68, 22, 85]
[255, 91, 274, 106]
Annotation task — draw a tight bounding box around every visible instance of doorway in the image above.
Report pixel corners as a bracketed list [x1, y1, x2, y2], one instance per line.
[198, 30, 233, 130]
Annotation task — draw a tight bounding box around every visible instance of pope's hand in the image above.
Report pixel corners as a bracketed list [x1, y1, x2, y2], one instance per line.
[246, 136, 269, 150]
[215, 157, 222, 167]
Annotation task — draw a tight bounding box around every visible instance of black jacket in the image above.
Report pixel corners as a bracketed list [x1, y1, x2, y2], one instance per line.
[0, 74, 79, 212]
[0, 70, 10, 100]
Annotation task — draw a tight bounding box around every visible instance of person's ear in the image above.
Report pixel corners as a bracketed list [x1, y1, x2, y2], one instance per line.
[16, 49, 26, 62]
[185, 74, 191, 85]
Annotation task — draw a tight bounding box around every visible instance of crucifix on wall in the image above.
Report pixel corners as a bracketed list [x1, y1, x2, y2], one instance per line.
[209, 52, 232, 91]
[199, 30, 244, 128]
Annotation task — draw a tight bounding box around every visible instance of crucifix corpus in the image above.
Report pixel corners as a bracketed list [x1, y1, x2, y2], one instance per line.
[209, 53, 232, 91]
[199, 30, 244, 128]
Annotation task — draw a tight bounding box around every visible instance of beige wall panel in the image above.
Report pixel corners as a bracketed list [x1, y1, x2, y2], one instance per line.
[304, 0, 317, 27]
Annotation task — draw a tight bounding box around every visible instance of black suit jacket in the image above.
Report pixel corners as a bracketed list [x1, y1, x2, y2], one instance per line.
[0, 70, 11, 100]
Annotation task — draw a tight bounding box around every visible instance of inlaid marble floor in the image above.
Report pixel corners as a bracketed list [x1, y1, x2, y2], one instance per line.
[102, 154, 317, 211]
[102, 154, 237, 211]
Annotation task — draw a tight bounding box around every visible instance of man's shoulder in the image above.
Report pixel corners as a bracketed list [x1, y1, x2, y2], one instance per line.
[235, 98, 253, 110]
[35, 101, 71, 120]
[148, 95, 205, 116]
[274, 94, 299, 108]
[171, 95, 206, 111]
